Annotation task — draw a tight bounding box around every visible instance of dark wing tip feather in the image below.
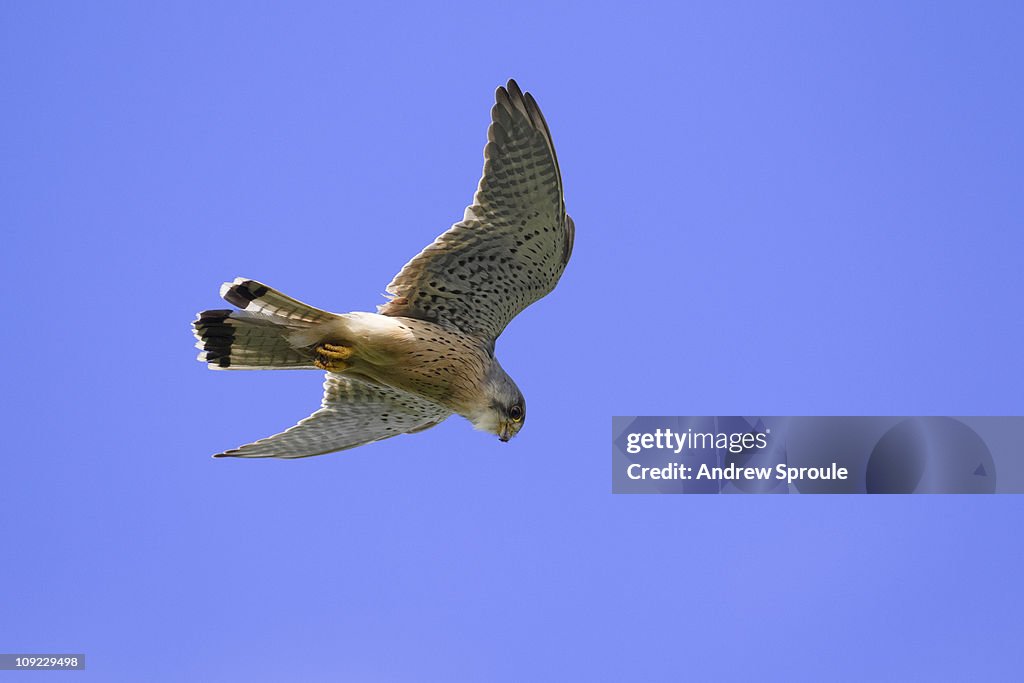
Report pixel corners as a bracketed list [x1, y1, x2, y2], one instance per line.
[523, 92, 551, 140]
[493, 81, 560, 172]
[495, 80, 526, 126]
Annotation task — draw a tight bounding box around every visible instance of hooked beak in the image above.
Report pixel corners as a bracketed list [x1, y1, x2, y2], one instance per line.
[498, 422, 513, 443]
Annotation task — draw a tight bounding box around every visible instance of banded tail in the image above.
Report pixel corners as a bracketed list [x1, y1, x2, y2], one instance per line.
[193, 278, 338, 370]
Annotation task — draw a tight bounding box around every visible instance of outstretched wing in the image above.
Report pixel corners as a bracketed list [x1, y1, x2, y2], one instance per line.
[214, 374, 451, 458]
[379, 79, 574, 341]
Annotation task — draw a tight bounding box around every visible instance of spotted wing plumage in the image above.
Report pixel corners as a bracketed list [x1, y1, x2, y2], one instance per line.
[379, 79, 574, 341]
[215, 374, 451, 458]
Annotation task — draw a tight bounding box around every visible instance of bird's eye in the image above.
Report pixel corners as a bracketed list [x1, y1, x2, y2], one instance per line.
[509, 405, 524, 422]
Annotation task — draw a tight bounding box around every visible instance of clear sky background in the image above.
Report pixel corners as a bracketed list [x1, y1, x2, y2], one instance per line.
[2, 1, 1023, 680]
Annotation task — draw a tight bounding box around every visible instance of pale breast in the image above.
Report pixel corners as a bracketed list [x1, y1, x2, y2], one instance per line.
[334, 313, 491, 414]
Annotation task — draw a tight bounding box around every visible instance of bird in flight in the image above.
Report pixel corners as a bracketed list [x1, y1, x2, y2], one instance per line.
[192, 80, 574, 458]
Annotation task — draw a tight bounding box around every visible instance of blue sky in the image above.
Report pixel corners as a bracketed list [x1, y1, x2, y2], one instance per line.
[2, 1, 1023, 680]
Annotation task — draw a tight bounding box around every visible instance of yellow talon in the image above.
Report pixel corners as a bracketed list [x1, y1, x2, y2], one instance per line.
[321, 343, 352, 359]
[314, 343, 353, 371]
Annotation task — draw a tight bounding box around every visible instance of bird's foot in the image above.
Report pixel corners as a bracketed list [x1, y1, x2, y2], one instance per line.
[313, 343, 353, 371]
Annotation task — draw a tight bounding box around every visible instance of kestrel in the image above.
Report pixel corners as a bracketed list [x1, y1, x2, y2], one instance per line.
[192, 80, 574, 458]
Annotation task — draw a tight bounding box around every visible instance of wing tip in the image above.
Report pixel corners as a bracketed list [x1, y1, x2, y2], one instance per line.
[493, 78, 553, 148]
[505, 78, 523, 100]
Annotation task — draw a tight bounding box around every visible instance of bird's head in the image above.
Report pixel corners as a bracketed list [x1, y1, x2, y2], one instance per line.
[468, 364, 526, 443]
